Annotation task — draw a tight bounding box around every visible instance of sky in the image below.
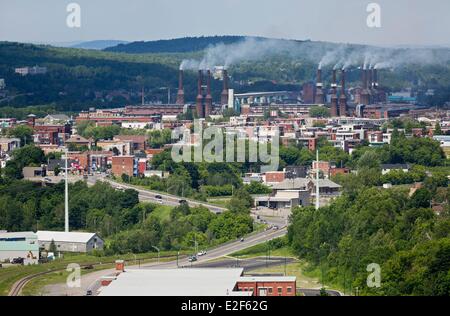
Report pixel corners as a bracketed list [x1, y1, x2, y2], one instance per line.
[1, 0, 449, 47]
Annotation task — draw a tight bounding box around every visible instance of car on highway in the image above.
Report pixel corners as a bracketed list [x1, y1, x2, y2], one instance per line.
[197, 250, 207, 256]
[273, 225, 279, 230]
[179, 199, 188, 205]
[86, 290, 92, 296]
[154, 195, 163, 204]
[240, 237, 245, 242]
[188, 256, 197, 262]
[44, 177, 52, 182]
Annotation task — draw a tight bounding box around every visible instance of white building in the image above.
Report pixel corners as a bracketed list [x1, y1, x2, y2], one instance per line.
[15, 66, 47, 76]
[37, 231, 104, 253]
[381, 164, 411, 175]
[121, 121, 149, 130]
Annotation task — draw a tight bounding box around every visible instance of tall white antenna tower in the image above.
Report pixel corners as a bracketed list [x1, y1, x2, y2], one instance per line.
[64, 147, 69, 232]
[315, 149, 320, 211]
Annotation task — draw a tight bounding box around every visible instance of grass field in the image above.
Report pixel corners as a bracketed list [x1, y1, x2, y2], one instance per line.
[148, 205, 173, 222]
[249, 262, 322, 290]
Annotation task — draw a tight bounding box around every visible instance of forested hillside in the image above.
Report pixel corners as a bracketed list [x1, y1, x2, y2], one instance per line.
[104, 36, 248, 53]
[1, 37, 450, 111]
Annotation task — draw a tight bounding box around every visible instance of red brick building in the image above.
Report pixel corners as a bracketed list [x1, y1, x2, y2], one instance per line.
[236, 276, 297, 296]
[111, 156, 137, 177]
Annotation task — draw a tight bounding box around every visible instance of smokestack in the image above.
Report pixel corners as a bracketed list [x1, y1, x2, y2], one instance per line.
[196, 70, 204, 118]
[368, 68, 373, 90]
[372, 68, 379, 104]
[176, 69, 185, 105]
[204, 70, 212, 117]
[362, 67, 368, 90]
[317, 68, 322, 86]
[315, 68, 324, 104]
[331, 69, 337, 91]
[339, 69, 347, 117]
[373, 68, 379, 88]
[221, 69, 229, 105]
[360, 67, 370, 105]
[330, 69, 338, 117]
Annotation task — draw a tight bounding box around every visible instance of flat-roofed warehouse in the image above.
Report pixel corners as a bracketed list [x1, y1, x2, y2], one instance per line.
[98, 267, 296, 296]
[36, 231, 104, 253]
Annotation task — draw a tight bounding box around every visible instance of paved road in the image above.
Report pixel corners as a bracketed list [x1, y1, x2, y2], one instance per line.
[87, 176, 227, 214]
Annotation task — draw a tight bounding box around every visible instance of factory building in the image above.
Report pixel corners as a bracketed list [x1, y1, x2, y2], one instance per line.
[36, 231, 104, 253]
[0, 232, 39, 265]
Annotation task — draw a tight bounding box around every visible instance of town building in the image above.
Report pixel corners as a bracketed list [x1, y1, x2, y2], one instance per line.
[381, 164, 411, 175]
[0, 231, 39, 265]
[434, 135, 450, 158]
[36, 231, 104, 253]
[114, 135, 147, 152]
[23, 166, 46, 178]
[111, 156, 137, 177]
[0, 138, 21, 153]
[255, 189, 310, 209]
[15, 66, 47, 76]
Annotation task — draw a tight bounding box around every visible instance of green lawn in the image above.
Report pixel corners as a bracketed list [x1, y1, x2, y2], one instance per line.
[249, 262, 322, 291]
[206, 197, 232, 207]
[148, 205, 173, 222]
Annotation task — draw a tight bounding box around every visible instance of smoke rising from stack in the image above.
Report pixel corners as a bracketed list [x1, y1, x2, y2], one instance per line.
[318, 45, 449, 71]
[180, 37, 300, 71]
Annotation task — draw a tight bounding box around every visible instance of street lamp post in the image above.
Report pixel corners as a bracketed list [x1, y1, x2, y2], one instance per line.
[152, 246, 160, 264]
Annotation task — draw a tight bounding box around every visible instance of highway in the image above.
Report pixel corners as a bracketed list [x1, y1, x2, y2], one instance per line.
[86, 176, 227, 214]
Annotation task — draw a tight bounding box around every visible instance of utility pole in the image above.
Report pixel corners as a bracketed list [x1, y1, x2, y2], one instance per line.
[64, 147, 69, 232]
[315, 149, 320, 211]
[152, 246, 160, 264]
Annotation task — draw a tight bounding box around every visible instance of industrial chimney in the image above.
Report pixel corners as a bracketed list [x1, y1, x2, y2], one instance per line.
[330, 69, 339, 117]
[315, 68, 324, 104]
[221, 69, 229, 105]
[373, 68, 379, 88]
[196, 70, 204, 118]
[176, 69, 185, 105]
[360, 67, 371, 105]
[372, 68, 379, 103]
[339, 69, 347, 117]
[204, 69, 213, 117]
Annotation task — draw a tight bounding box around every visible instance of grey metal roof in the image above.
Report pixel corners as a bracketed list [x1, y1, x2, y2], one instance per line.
[271, 178, 341, 190]
[99, 268, 245, 296]
[37, 231, 100, 244]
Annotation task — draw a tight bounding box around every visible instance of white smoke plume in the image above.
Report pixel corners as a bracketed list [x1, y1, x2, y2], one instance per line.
[180, 37, 298, 70]
[179, 37, 450, 72]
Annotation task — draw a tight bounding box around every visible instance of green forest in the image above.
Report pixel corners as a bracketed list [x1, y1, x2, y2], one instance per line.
[288, 185, 450, 296]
